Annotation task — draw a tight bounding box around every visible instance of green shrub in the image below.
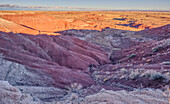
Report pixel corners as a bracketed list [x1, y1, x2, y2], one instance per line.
[128, 53, 136, 59]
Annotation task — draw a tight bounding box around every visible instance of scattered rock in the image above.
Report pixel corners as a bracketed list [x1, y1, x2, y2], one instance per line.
[0, 80, 39, 104]
[81, 89, 168, 104]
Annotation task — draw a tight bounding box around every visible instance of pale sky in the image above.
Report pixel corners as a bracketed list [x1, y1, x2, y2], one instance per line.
[0, 0, 170, 10]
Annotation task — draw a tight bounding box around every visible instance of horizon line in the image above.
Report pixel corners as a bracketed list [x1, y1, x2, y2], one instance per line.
[0, 4, 170, 12]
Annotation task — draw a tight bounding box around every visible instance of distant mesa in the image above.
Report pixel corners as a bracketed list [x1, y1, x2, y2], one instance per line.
[113, 18, 127, 21]
[0, 4, 103, 11]
[0, 14, 103, 35]
[116, 22, 153, 29]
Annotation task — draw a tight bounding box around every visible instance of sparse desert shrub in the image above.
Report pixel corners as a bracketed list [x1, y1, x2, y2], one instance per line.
[119, 68, 142, 80]
[152, 46, 164, 53]
[67, 83, 83, 93]
[150, 73, 165, 80]
[128, 53, 136, 59]
[141, 70, 166, 80]
[162, 62, 170, 65]
[120, 68, 129, 74]
[0, 53, 4, 64]
[69, 93, 79, 101]
[129, 71, 140, 79]
[61, 83, 83, 103]
[119, 68, 168, 81]
[165, 72, 170, 80]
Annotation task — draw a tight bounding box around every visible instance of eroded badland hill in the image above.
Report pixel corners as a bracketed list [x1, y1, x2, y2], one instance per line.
[0, 11, 169, 104]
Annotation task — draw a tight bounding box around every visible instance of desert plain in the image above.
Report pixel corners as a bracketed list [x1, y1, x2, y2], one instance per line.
[0, 10, 170, 34]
